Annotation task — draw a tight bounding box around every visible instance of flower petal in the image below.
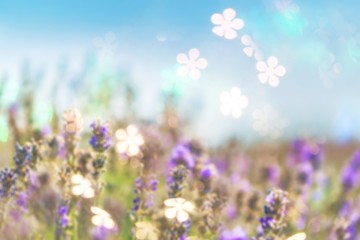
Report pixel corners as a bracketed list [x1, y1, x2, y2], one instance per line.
[223, 8, 236, 21]
[104, 218, 115, 229]
[189, 68, 201, 80]
[176, 210, 189, 222]
[182, 201, 195, 212]
[71, 174, 83, 184]
[188, 48, 200, 60]
[195, 58, 208, 69]
[127, 125, 139, 136]
[91, 215, 103, 227]
[165, 208, 177, 219]
[72, 185, 84, 196]
[243, 46, 254, 57]
[224, 29, 237, 40]
[267, 56, 279, 68]
[212, 26, 225, 37]
[115, 129, 127, 140]
[164, 198, 176, 207]
[128, 145, 140, 156]
[274, 65, 286, 76]
[231, 18, 244, 30]
[176, 53, 188, 64]
[91, 207, 107, 215]
[116, 142, 128, 154]
[211, 13, 224, 25]
[83, 187, 95, 198]
[136, 229, 147, 239]
[241, 35, 252, 45]
[256, 61, 267, 71]
[269, 76, 280, 87]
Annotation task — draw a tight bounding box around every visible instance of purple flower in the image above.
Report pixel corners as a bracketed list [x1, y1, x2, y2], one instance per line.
[350, 151, 360, 170]
[220, 226, 248, 240]
[170, 144, 195, 169]
[199, 163, 218, 181]
[261, 165, 280, 184]
[301, 143, 323, 170]
[14, 143, 33, 176]
[58, 206, 69, 228]
[259, 216, 274, 232]
[16, 192, 28, 211]
[89, 121, 112, 153]
[258, 188, 289, 236]
[341, 150, 360, 191]
[91, 226, 116, 240]
[296, 162, 314, 186]
[147, 179, 158, 191]
[0, 168, 17, 198]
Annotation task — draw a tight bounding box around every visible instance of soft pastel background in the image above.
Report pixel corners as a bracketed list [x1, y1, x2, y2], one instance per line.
[1, 0, 360, 145]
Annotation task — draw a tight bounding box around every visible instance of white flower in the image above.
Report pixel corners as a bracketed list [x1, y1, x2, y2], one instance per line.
[220, 87, 248, 118]
[256, 56, 286, 87]
[241, 35, 263, 60]
[93, 32, 118, 60]
[176, 48, 208, 80]
[63, 109, 82, 134]
[286, 232, 306, 240]
[90, 206, 116, 230]
[71, 174, 94, 198]
[252, 105, 288, 139]
[115, 125, 144, 157]
[135, 222, 158, 240]
[211, 8, 244, 39]
[164, 198, 195, 223]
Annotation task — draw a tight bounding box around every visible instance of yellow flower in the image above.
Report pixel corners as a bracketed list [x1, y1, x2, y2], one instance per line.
[71, 174, 94, 198]
[164, 198, 195, 223]
[115, 124, 144, 157]
[90, 206, 116, 229]
[135, 222, 158, 240]
[63, 109, 82, 134]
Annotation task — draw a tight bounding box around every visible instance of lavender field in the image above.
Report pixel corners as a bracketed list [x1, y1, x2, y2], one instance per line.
[1, 1, 360, 239]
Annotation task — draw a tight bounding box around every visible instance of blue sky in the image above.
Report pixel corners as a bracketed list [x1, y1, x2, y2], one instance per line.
[1, 0, 360, 144]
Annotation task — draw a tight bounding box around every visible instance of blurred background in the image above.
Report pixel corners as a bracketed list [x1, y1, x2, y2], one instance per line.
[0, 0, 360, 146]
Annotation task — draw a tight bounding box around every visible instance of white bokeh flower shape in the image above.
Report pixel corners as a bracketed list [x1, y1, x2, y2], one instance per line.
[176, 48, 208, 80]
[220, 87, 248, 118]
[93, 32, 118, 60]
[164, 198, 195, 223]
[211, 8, 244, 40]
[115, 124, 144, 157]
[90, 206, 116, 230]
[135, 222, 159, 240]
[256, 56, 286, 87]
[63, 109, 83, 134]
[252, 105, 288, 139]
[71, 174, 95, 198]
[241, 35, 263, 61]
